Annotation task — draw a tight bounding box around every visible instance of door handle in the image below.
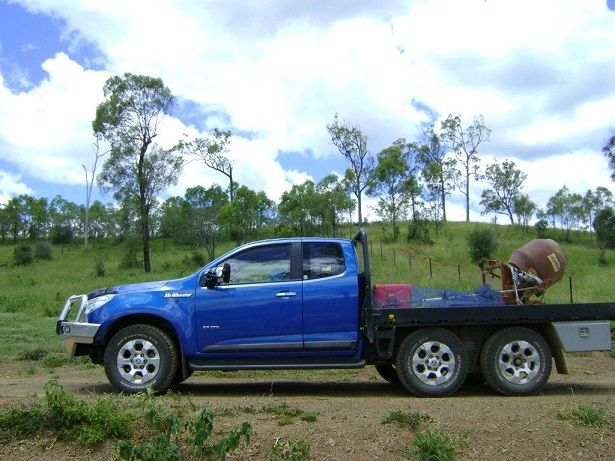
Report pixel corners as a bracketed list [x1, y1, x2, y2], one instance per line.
[276, 291, 297, 297]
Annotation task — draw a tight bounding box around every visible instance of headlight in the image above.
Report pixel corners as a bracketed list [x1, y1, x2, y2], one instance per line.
[79, 294, 116, 321]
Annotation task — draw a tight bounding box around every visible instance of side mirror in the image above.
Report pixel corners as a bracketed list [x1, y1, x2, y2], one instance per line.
[202, 263, 231, 289]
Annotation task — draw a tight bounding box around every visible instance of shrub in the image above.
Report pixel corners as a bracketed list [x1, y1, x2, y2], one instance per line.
[184, 249, 206, 269]
[534, 219, 549, 238]
[14, 244, 33, 266]
[268, 438, 311, 461]
[407, 219, 434, 245]
[34, 241, 52, 260]
[93, 256, 106, 277]
[466, 227, 499, 263]
[119, 240, 140, 269]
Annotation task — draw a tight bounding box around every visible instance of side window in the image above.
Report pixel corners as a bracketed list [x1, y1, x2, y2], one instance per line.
[303, 243, 345, 280]
[224, 244, 292, 285]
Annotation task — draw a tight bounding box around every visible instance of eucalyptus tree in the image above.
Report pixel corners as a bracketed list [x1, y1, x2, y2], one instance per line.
[219, 186, 275, 245]
[83, 135, 108, 250]
[441, 114, 490, 221]
[604, 135, 615, 182]
[415, 126, 458, 221]
[327, 114, 372, 224]
[368, 139, 415, 241]
[180, 129, 235, 201]
[185, 184, 228, 259]
[479, 159, 527, 224]
[93, 73, 180, 272]
[512, 193, 536, 236]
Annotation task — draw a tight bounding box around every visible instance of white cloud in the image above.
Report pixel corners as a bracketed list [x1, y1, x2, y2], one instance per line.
[0, 170, 34, 204]
[0, 0, 614, 218]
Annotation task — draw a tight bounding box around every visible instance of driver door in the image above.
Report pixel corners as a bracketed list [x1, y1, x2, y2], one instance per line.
[195, 242, 303, 354]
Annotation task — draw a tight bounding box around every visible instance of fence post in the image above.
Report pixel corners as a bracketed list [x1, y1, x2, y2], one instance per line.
[429, 257, 433, 278]
[393, 249, 396, 265]
[380, 243, 383, 259]
[569, 276, 573, 304]
[458, 264, 461, 284]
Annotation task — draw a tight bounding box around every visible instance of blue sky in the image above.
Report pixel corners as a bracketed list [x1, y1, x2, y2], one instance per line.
[1, 0, 614, 222]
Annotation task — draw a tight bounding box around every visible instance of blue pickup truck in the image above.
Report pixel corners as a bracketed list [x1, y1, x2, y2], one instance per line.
[57, 230, 615, 397]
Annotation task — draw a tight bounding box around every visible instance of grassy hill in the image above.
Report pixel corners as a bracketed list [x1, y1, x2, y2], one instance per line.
[0, 221, 613, 362]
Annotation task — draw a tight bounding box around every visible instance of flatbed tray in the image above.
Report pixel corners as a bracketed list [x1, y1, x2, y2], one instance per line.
[373, 302, 615, 328]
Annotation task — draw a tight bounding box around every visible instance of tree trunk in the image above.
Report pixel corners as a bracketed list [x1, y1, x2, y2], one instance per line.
[142, 205, 152, 273]
[138, 142, 152, 273]
[440, 175, 447, 221]
[229, 167, 235, 202]
[465, 171, 470, 222]
[357, 193, 363, 225]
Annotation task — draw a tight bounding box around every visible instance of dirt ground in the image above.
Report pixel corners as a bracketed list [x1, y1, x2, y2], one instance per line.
[0, 353, 614, 461]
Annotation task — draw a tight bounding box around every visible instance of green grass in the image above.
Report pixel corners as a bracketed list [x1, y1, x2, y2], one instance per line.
[264, 403, 318, 425]
[0, 222, 614, 363]
[407, 427, 456, 461]
[556, 404, 613, 428]
[382, 410, 431, 430]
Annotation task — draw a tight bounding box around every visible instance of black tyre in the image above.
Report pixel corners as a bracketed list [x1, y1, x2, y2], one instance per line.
[480, 327, 552, 396]
[375, 364, 401, 385]
[104, 324, 178, 394]
[395, 328, 468, 397]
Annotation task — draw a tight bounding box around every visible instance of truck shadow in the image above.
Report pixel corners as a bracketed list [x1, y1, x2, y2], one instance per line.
[80, 379, 615, 399]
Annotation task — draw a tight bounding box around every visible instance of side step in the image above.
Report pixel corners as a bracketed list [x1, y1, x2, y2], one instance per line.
[188, 357, 365, 372]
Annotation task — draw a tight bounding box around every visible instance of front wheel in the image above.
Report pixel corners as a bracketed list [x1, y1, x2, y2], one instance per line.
[104, 324, 178, 394]
[479, 327, 552, 396]
[395, 328, 468, 397]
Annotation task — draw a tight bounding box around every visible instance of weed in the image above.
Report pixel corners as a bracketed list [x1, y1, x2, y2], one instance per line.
[300, 411, 318, 422]
[556, 404, 611, 428]
[216, 405, 256, 417]
[119, 405, 251, 461]
[408, 427, 456, 461]
[43, 305, 58, 317]
[20, 363, 37, 376]
[269, 437, 311, 461]
[41, 353, 71, 368]
[16, 347, 48, 361]
[35, 241, 53, 260]
[277, 415, 293, 426]
[0, 380, 132, 446]
[0, 404, 47, 436]
[382, 410, 431, 431]
[93, 256, 106, 277]
[264, 403, 303, 418]
[264, 403, 316, 425]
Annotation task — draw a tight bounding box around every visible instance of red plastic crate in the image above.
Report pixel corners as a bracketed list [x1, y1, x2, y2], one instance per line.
[373, 284, 412, 309]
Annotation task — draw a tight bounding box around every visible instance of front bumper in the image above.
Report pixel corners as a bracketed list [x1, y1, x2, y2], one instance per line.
[56, 294, 101, 357]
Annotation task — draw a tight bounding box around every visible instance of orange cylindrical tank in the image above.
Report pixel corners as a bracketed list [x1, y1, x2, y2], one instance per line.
[508, 239, 567, 288]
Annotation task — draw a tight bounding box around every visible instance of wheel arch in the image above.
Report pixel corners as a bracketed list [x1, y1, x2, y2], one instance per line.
[97, 314, 188, 379]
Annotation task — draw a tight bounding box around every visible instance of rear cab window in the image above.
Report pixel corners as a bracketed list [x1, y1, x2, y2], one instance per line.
[303, 242, 346, 280]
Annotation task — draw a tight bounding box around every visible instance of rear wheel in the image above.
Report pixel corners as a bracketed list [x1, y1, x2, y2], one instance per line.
[375, 364, 400, 385]
[395, 328, 468, 397]
[480, 327, 552, 396]
[104, 324, 177, 394]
